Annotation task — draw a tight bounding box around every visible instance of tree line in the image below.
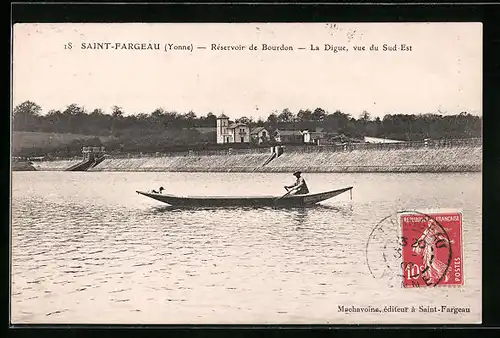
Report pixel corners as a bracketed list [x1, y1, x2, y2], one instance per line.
[13, 101, 482, 156]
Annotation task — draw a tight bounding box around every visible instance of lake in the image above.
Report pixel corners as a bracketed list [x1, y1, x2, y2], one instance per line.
[11, 171, 482, 324]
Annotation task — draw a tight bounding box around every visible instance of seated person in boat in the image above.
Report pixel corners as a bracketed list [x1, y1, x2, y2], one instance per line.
[284, 171, 309, 195]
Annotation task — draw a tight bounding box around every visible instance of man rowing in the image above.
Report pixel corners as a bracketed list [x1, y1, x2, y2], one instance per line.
[284, 171, 310, 195]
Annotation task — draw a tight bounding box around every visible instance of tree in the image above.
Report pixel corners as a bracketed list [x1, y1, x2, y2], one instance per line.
[183, 111, 197, 128]
[91, 108, 105, 116]
[110, 105, 125, 136]
[277, 108, 294, 123]
[184, 111, 197, 120]
[297, 109, 312, 121]
[329, 110, 350, 131]
[371, 117, 383, 137]
[111, 105, 124, 118]
[266, 113, 278, 124]
[356, 111, 371, 137]
[359, 111, 371, 122]
[266, 113, 278, 131]
[204, 112, 217, 127]
[43, 109, 60, 131]
[11, 99, 482, 156]
[151, 108, 165, 117]
[61, 104, 87, 133]
[312, 108, 327, 121]
[235, 116, 252, 124]
[14, 100, 42, 116]
[13, 101, 42, 131]
[63, 104, 85, 115]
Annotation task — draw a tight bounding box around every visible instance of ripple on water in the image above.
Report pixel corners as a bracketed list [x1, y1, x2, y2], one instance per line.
[11, 172, 481, 324]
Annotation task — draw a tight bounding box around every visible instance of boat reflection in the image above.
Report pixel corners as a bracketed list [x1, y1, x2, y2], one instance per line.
[291, 208, 309, 230]
[150, 203, 353, 216]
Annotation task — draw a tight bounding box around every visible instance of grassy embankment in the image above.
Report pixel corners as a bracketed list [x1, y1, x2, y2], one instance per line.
[262, 146, 482, 172]
[88, 145, 481, 173]
[12, 131, 115, 171]
[89, 154, 272, 172]
[12, 131, 116, 156]
[28, 145, 482, 173]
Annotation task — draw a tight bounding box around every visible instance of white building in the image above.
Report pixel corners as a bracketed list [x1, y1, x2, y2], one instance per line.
[274, 129, 303, 144]
[250, 127, 270, 144]
[302, 130, 326, 145]
[364, 136, 404, 144]
[216, 114, 250, 144]
[216, 114, 231, 143]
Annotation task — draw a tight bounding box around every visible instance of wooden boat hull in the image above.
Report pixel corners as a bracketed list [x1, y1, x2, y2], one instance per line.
[136, 187, 352, 207]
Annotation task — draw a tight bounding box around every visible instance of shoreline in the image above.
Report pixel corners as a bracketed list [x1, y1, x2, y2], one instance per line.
[79, 165, 482, 173]
[24, 144, 482, 173]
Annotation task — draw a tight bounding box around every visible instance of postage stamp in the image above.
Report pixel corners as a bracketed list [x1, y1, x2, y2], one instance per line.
[400, 211, 463, 288]
[365, 209, 464, 288]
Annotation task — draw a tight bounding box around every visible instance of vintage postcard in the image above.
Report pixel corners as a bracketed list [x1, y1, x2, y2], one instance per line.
[11, 22, 482, 325]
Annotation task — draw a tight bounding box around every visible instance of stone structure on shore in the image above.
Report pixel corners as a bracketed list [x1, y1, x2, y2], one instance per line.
[12, 159, 36, 171]
[26, 139, 481, 173]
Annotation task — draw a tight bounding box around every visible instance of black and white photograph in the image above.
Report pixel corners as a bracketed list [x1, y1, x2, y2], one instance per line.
[11, 22, 482, 324]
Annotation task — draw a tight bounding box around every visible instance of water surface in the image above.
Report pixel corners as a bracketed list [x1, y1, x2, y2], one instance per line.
[11, 172, 481, 324]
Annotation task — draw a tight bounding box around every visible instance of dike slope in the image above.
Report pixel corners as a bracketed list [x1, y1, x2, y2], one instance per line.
[31, 145, 481, 173]
[31, 159, 83, 171]
[260, 146, 481, 172]
[88, 153, 271, 172]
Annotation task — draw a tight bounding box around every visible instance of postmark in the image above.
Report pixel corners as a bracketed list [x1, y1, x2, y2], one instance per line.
[366, 210, 463, 288]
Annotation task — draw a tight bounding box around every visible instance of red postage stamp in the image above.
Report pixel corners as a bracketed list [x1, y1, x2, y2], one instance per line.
[400, 211, 463, 288]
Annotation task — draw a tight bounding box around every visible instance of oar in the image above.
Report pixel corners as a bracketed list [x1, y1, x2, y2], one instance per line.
[274, 188, 294, 202]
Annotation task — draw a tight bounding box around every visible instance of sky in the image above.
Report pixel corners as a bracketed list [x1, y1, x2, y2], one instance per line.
[13, 23, 482, 119]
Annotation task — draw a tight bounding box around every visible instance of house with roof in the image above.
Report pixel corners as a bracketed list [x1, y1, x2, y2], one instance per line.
[302, 128, 327, 145]
[303, 128, 365, 145]
[274, 129, 303, 144]
[250, 127, 270, 144]
[216, 114, 250, 144]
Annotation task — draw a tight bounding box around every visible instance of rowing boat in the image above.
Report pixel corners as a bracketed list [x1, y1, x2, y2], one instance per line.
[136, 186, 353, 207]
